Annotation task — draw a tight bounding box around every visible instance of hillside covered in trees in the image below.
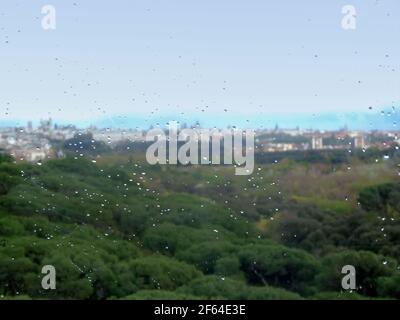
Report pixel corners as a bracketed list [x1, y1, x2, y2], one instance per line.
[0, 150, 399, 300]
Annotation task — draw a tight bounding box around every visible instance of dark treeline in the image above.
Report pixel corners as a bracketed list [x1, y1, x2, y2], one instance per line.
[255, 147, 399, 164]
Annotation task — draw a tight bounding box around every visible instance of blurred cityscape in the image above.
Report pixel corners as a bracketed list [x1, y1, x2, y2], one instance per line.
[0, 118, 399, 162]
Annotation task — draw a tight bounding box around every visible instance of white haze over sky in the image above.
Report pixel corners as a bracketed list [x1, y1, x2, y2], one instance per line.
[0, 0, 399, 127]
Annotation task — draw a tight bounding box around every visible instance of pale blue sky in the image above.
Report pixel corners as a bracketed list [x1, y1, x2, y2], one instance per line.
[0, 0, 399, 126]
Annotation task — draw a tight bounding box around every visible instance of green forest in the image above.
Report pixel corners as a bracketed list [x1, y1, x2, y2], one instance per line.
[0, 145, 399, 300]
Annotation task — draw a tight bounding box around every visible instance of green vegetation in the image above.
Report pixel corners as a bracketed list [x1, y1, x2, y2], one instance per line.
[0, 149, 399, 300]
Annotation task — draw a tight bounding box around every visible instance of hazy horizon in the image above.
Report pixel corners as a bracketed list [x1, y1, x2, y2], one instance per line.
[1, 108, 399, 131]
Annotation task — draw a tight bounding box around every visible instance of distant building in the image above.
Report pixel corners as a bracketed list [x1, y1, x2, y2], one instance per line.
[26, 150, 47, 162]
[353, 135, 365, 149]
[262, 143, 297, 152]
[311, 136, 323, 150]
